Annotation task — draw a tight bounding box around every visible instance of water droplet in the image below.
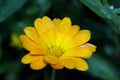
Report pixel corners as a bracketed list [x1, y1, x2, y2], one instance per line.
[109, 5, 114, 10]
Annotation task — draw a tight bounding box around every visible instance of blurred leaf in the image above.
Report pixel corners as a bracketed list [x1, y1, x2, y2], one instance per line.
[0, 0, 27, 22]
[87, 54, 120, 80]
[0, 36, 2, 60]
[10, 32, 22, 49]
[44, 71, 50, 80]
[37, 0, 52, 17]
[25, 6, 39, 17]
[114, 8, 120, 14]
[0, 62, 11, 74]
[80, 0, 120, 31]
[0, 61, 21, 74]
[104, 43, 115, 57]
[80, 0, 110, 19]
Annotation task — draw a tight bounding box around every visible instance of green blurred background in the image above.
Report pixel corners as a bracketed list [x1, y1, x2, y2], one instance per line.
[0, 0, 120, 80]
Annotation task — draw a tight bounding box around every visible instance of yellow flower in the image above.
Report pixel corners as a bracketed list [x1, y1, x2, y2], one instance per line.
[20, 16, 96, 71]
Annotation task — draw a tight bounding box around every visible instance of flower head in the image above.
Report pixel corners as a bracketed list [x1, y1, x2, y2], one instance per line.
[20, 16, 96, 71]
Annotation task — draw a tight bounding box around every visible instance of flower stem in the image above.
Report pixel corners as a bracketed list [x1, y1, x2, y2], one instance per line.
[51, 68, 56, 80]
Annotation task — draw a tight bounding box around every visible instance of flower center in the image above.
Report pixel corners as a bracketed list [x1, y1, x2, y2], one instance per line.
[47, 46, 64, 58]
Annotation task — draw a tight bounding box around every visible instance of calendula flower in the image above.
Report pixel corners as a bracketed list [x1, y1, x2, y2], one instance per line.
[20, 16, 96, 71]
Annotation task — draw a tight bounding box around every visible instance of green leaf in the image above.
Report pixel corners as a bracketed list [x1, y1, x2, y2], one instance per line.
[80, 0, 110, 19]
[80, 0, 120, 34]
[87, 54, 120, 80]
[0, 0, 27, 22]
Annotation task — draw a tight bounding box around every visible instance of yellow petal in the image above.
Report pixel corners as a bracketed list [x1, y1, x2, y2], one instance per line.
[24, 27, 46, 48]
[60, 25, 80, 48]
[20, 35, 45, 55]
[60, 17, 71, 28]
[55, 17, 72, 47]
[34, 16, 53, 31]
[34, 16, 56, 47]
[46, 28, 56, 47]
[53, 18, 61, 27]
[52, 18, 62, 47]
[64, 30, 91, 50]
[63, 43, 96, 58]
[34, 16, 54, 35]
[75, 58, 88, 71]
[51, 60, 64, 69]
[60, 57, 76, 69]
[44, 56, 58, 64]
[81, 43, 96, 52]
[21, 54, 42, 64]
[55, 32, 65, 47]
[42, 17, 56, 46]
[63, 48, 91, 58]
[73, 30, 91, 45]
[70, 25, 80, 36]
[57, 17, 72, 34]
[24, 27, 40, 43]
[30, 56, 47, 70]
[21, 54, 32, 64]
